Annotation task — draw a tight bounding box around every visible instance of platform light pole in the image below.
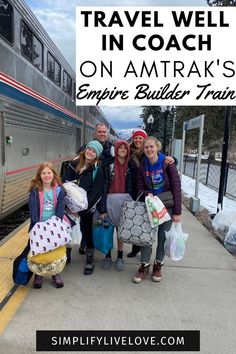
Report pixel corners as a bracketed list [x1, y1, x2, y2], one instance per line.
[161, 106, 172, 154]
[170, 107, 176, 154]
[147, 114, 154, 136]
[217, 106, 232, 212]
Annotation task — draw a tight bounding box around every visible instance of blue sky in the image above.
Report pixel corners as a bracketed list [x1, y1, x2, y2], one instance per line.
[25, 0, 208, 130]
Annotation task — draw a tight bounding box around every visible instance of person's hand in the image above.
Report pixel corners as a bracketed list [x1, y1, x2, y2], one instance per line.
[172, 215, 181, 222]
[148, 193, 153, 197]
[99, 213, 107, 219]
[165, 156, 174, 164]
[66, 208, 77, 216]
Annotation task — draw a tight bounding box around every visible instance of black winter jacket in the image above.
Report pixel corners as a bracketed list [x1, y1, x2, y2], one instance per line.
[63, 161, 105, 214]
[76, 140, 114, 214]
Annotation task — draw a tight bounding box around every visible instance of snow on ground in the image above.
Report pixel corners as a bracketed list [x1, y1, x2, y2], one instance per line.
[182, 175, 236, 214]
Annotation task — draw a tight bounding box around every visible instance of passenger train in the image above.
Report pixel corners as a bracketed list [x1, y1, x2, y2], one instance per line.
[0, 0, 118, 219]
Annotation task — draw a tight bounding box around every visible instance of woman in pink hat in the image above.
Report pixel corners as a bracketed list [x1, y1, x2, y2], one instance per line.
[127, 128, 149, 257]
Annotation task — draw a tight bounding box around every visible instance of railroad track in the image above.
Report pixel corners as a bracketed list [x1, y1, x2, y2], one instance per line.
[0, 206, 29, 241]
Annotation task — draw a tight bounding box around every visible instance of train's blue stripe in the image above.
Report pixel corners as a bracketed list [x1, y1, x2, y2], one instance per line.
[0, 82, 94, 129]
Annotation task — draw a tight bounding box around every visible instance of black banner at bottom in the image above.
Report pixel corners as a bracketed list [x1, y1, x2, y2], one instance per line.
[36, 330, 200, 351]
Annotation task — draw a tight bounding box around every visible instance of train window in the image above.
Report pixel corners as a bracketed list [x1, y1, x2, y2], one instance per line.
[0, 0, 13, 44]
[21, 21, 43, 71]
[21, 22, 33, 61]
[63, 70, 72, 96]
[47, 52, 54, 81]
[47, 52, 61, 86]
[33, 36, 43, 70]
[54, 60, 61, 86]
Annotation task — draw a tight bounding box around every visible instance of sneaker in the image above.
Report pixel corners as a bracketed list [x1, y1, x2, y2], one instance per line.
[133, 263, 150, 283]
[52, 274, 64, 288]
[115, 258, 124, 271]
[152, 260, 164, 282]
[101, 257, 112, 270]
[33, 274, 43, 289]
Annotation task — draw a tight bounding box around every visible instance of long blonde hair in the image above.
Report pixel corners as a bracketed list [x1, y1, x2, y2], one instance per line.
[75, 149, 99, 174]
[29, 162, 62, 191]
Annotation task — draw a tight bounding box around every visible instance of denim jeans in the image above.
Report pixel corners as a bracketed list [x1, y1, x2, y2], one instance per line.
[141, 208, 173, 264]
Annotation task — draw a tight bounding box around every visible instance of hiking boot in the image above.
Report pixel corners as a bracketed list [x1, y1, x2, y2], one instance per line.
[127, 245, 140, 258]
[133, 263, 150, 283]
[52, 274, 64, 288]
[66, 247, 72, 264]
[84, 248, 94, 275]
[33, 274, 43, 289]
[79, 245, 86, 255]
[152, 260, 164, 282]
[115, 258, 124, 271]
[101, 256, 112, 270]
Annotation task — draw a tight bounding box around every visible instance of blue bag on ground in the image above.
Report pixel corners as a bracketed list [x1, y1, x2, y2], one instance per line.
[93, 218, 114, 254]
[13, 242, 33, 285]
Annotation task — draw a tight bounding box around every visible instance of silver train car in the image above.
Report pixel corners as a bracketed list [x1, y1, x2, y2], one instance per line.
[0, 0, 118, 219]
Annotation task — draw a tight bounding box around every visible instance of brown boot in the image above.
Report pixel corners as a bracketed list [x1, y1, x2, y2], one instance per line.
[133, 263, 150, 283]
[152, 260, 164, 282]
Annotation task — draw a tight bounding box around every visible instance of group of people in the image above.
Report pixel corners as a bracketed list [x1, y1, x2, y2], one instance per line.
[28, 123, 181, 289]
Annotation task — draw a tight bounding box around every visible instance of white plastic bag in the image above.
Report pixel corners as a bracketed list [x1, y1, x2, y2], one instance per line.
[145, 196, 171, 228]
[212, 210, 236, 237]
[63, 182, 88, 213]
[67, 214, 82, 248]
[224, 220, 236, 254]
[164, 223, 189, 261]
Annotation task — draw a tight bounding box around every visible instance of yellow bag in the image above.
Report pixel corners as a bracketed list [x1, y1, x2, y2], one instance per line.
[28, 246, 66, 264]
[27, 246, 67, 276]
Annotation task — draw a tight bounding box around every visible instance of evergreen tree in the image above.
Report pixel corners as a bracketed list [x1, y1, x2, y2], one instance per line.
[207, 0, 236, 5]
[140, 106, 176, 152]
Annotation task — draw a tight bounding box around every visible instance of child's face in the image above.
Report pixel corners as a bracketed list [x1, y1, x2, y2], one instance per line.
[85, 147, 97, 161]
[40, 167, 54, 185]
[118, 144, 128, 158]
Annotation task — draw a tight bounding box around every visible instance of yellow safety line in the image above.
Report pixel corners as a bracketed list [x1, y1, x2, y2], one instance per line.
[0, 280, 32, 334]
[0, 223, 30, 335]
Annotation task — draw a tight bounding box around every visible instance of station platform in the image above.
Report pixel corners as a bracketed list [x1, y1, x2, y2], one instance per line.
[0, 207, 236, 354]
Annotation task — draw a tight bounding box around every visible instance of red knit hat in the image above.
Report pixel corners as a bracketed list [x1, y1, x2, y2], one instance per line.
[132, 128, 147, 140]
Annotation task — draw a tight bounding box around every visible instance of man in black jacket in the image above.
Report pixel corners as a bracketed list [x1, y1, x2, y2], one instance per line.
[76, 123, 114, 253]
[92, 123, 114, 215]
